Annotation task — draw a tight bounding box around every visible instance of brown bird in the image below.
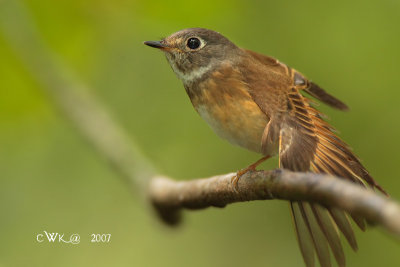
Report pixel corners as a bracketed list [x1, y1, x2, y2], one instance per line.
[144, 28, 387, 267]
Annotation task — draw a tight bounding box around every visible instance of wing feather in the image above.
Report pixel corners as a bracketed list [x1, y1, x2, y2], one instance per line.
[305, 82, 349, 111]
[243, 51, 387, 267]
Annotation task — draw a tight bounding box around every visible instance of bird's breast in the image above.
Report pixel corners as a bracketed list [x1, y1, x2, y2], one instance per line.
[186, 71, 269, 153]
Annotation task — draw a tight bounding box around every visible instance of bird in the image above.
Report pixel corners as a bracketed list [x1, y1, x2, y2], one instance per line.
[144, 28, 387, 267]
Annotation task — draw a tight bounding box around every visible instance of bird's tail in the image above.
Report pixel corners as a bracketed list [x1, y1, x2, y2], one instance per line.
[290, 202, 354, 267]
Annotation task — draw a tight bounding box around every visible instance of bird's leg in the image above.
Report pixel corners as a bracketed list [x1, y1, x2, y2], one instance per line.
[231, 155, 270, 190]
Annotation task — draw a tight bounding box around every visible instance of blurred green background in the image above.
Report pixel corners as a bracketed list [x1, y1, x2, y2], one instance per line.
[0, 0, 399, 266]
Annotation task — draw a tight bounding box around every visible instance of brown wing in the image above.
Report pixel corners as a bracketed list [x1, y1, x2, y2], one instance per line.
[278, 87, 318, 171]
[245, 49, 349, 111]
[242, 49, 386, 193]
[241, 51, 386, 267]
[289, 69, 349, 111]
[305, 82, 349, 111]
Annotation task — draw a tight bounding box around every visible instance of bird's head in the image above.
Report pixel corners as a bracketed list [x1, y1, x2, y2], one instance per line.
[144, 28, 240, 83]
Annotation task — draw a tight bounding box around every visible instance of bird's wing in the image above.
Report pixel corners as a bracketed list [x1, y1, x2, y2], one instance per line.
[242, 48, 385, 192]
[244, 49, 349, 111]
[304, 82, 349, 111]
[242, 53, 387, 267]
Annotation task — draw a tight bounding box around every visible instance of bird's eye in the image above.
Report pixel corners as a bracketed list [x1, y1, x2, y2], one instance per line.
[186, 37, 201, 50]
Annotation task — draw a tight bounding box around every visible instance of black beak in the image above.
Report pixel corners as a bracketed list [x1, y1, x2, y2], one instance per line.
[143, 40, 168, 49]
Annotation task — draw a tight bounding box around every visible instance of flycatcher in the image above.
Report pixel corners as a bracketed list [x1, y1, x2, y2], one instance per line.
[144, 28, 386, 267]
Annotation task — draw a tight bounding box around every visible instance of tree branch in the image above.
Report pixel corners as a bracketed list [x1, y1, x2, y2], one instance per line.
[149, 169, 400, 238]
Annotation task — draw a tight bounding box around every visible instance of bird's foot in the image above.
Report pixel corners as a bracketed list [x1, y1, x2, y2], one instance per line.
[231, 167, 254, 191]
[230, 155, 270, 191]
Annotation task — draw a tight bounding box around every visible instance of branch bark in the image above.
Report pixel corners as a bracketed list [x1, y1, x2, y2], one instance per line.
[149, 169, 400, 238]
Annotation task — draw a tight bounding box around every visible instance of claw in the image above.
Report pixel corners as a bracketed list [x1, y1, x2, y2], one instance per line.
[231, 174, 240, 191]
[231, 168, 251, 191]
[230, 155, 271, 191]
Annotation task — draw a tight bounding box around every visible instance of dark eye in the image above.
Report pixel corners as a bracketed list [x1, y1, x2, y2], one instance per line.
[187, 37, 201, 49]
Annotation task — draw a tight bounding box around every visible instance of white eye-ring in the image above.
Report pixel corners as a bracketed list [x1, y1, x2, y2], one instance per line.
[186, 37, 206, 50]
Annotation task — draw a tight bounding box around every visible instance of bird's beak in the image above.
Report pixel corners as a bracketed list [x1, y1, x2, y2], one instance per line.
[143, 40, 168, 49]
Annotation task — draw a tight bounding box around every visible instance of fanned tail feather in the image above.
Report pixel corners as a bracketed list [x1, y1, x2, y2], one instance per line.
[291, 202, 348, 267]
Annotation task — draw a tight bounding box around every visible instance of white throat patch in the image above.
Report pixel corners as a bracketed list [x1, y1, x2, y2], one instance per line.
[165, 54, 214, 84]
